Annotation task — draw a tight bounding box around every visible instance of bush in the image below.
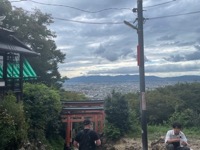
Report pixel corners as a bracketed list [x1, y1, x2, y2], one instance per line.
[23, 83, 62, 146]
[104, 122, 121, 141]
[169, 109, 200, 128]
[104, 91, 130, 136]
[0, 93, 28, 149]
[0, 105, 16, 149]
[127, 109, 141, 137]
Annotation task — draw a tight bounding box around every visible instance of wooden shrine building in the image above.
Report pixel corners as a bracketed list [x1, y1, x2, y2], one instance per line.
[0, 27, 39, 100]
[61, 100, 105, 149]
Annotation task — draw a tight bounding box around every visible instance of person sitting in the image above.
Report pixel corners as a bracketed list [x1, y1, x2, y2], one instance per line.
[165, 122, 190, 150]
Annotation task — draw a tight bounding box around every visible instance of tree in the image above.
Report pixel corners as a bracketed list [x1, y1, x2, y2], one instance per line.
[23, 83, 62, 142]
[124, 92, 141, 136]
[0, 93, 28, 150]
[169, 83, 200, 113]
[142, 82, 200, 126]
[146, 90, 177, 124]
[104, 91, 130, 139]
[0, 0, 66, 87]
[169, 108, 200, 128]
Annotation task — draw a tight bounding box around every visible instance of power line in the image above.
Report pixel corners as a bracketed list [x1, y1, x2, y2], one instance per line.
[53, 17, 125, 25]
[8, 1, 128, 25]
[144, 0, 177, 8]
[148, 10, 200, 20]
[55, 10, 200, 24]
[10, 0, 25, 3]
[10, 0, 132, 13]
[9, 0, 200, 25]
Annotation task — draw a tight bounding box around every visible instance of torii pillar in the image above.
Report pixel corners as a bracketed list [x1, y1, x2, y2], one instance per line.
[61, 100, 105, 149]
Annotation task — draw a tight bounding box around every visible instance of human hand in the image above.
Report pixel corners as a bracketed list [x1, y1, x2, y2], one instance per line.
[172, 138, 180, 142]
[180, 141, 187, 146]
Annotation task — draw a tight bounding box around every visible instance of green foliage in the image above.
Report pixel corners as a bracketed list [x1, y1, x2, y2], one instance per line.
[127, 109, 141, 137]
[104, 122, 121, 141]
[48, 136, 65, 150]
[171, 83, 200, 113]
[0, 93, 28, 149]
[23, 83, 62, 142]
[0, 105, 16, 149]
[125, 92, 140, 114]
[183, 127, 200, 139]
[104, 91, 130, 139]
[148, 125, 200, 140]
[1, 0, 66, 87]
[1, 74, 200, 148]
[169, 108, 200, 128]
[143, 82, 200, 126]
[60, 89, 87, 101]
[0, 84, 65, 149]
[104, 82, 200, 141]
[147, 125, 169, 140]
[125, 92, 141, 134]
[0, 0, 12, 15]
[146, 90, 177, 124]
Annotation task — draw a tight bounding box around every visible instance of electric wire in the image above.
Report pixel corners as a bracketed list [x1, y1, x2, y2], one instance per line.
[9, 9, 200, 25]
[148, 10, 200, 20]
[10, 0, 132, 13]
[51, 10, 200, 24]
[9, 0, 130, 24]
[53, 17, 125, 24]
[10, 0, 22, 3]
[143, 0, 177, 8]
[8, 0, 200, 24]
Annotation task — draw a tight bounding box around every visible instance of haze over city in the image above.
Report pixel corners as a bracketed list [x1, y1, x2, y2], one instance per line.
[9, 0, 200, 78]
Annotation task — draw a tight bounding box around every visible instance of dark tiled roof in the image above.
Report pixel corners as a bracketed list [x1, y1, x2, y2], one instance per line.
[0, 27, 39, 56]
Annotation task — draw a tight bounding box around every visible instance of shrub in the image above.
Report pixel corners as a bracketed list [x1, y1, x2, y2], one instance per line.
[0, 93, 28, 149]
[169, 109, 200, 128]
[104, 91, 130, 136]
[104, 122, 121, 141]
[23, 83, 62, 144]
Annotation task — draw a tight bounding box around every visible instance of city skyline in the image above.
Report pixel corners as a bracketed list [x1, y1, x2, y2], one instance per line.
[9, 0, 200, 78]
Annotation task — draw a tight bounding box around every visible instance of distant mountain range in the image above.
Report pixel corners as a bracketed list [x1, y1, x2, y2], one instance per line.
[66, 75, 200, 83]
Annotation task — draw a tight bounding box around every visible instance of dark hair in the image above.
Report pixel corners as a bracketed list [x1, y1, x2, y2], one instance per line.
[83, 119, 91, 125]
[172, 122, 182, 129]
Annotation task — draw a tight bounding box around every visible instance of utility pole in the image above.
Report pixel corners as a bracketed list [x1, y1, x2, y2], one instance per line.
[124, 0, 148, 148]
[137, 0, 148, 149]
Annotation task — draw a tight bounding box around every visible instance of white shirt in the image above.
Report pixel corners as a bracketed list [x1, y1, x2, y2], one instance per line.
[165, 129, 188, 147]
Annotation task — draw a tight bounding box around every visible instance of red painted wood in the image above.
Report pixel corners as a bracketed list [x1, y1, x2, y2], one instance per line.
[61, 100, 105, 148]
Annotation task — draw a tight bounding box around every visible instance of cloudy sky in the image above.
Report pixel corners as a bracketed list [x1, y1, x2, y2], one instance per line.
[9, 0, 200, 78]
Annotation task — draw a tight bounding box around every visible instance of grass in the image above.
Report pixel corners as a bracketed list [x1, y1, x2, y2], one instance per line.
[49, 136, 65, 150]
[147, 125, 169, 140]
[147, 125, 200, 141]
[126, 125, 200, 141]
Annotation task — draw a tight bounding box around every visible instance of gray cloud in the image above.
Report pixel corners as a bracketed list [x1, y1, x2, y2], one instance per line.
[164, 54, 185, 62]
[194, 45, 200, 50]
[159, 41, 195, 47]
[94, 44, 119, 61]
[164, 45, 200, 62]
[157, 34, 176, 41]
[10, 0, 200, 77]
[87, 66, 138, 75]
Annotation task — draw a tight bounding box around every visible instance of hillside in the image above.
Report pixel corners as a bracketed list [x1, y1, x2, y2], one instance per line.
[66, 75, 200, 83]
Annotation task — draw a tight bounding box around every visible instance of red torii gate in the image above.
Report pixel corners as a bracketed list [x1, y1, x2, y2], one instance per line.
[61, 100, 105, 149]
